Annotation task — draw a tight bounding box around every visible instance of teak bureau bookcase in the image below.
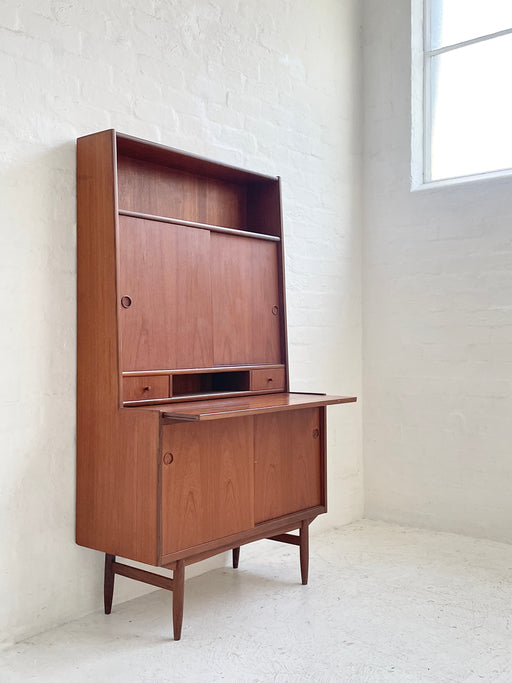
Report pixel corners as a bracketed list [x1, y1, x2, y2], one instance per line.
[76, 129, 356, 640]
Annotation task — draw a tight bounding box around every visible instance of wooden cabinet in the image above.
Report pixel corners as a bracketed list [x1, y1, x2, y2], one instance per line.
[76, 129, 356, 640]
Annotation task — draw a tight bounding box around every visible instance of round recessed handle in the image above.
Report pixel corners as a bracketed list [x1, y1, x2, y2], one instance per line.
[121, 295, 132, 309]
[163, 452, 174, 465]
[312, 428, 320, 439]
[267, 377, 273, 383]
[272, 305, 279, 316]
[143, 385, 151, 392]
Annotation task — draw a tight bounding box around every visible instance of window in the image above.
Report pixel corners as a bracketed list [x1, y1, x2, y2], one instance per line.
[413, 0, 512, 185]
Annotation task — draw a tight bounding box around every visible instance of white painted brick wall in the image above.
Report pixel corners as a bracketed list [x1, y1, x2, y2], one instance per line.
[0, 0, 363, 645]
[363, 0, 512, 542]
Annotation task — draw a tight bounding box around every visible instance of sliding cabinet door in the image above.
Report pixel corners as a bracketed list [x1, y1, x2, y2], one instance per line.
[210, 232, 281, 366]
[161, 417, 254, 555]
[254, 408, 323, 523]
[118, 215, 213, 371]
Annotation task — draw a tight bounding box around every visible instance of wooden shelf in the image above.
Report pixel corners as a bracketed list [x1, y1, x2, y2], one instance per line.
[122, 364, 284, 377]
[118, 210, 281, 242]
[125, 390, 255, 406]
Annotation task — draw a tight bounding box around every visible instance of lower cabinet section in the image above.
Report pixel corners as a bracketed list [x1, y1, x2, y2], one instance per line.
[160, 407, 324, 558]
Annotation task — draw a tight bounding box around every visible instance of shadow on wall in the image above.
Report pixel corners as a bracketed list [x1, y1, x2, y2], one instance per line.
[1, 140, 105, 646]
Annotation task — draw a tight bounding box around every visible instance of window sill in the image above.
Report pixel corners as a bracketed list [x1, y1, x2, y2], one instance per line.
[411, 166, 512, 192]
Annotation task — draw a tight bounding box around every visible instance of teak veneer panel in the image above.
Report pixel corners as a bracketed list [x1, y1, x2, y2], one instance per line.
[254, 409, 323, 523]
[119, 215, 213, 371]
[117, 155, 247, 230]
[76, 130, 159, 564]
[161, 417, 254, 555]
[211, 233, 281, 366]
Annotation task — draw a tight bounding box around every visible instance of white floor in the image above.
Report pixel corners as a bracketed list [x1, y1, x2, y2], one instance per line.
[2, 520, 512, 682]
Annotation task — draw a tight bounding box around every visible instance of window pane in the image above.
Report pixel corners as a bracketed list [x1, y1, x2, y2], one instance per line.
[431, 0, 512, 50]
[429, 33, 512, 180]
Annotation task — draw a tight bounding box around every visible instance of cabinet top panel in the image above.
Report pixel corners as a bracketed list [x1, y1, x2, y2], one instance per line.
[136, 393, 357, 422]
[78, 130, 279, 184]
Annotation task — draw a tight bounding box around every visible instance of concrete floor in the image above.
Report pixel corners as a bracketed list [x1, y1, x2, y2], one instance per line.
[2, 520, 512, 682]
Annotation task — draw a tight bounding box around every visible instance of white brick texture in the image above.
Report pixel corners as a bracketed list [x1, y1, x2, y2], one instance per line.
[0, 0, 363, 645]
[363, 0, 512, 543]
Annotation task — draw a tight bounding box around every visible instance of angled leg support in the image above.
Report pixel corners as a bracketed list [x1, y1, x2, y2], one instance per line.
[103, 554, 186, 640]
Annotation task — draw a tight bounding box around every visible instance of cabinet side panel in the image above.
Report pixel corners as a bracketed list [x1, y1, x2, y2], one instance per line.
[254, 408, 322, 523]
[246, 181, 281, 237]
[77, 130, 119, 409]
[76, 409, 159, 564]
[276, 178, 289, 390]
[76, 132, 158, 564]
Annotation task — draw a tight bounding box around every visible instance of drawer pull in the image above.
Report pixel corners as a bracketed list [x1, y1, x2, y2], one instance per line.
[272, 305, 279, 316]
[312, 428, 320, 439]
[121, 295, 132, 308]
[163, 452, 174, 465]
[143, 385, 151, 392]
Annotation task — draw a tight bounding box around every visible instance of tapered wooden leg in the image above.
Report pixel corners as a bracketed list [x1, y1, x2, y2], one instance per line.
[232, 546, 240, 568]
[299, 521, 309, 585]
[104, 553, 115, 614]
[172, 559, 185, 641]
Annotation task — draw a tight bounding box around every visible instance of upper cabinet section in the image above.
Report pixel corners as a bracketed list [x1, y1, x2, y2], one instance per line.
[77, 130, 289, 407]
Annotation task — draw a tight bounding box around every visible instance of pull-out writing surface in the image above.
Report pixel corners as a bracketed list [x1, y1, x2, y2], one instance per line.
[143, 392, 356, 422]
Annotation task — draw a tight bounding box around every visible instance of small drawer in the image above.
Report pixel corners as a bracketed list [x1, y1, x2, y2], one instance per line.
[123, 375, 170, 402]
[250, 367, 285, 392]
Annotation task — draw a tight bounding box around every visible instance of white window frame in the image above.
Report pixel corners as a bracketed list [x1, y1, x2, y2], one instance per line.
[411, 0, 512, 189]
